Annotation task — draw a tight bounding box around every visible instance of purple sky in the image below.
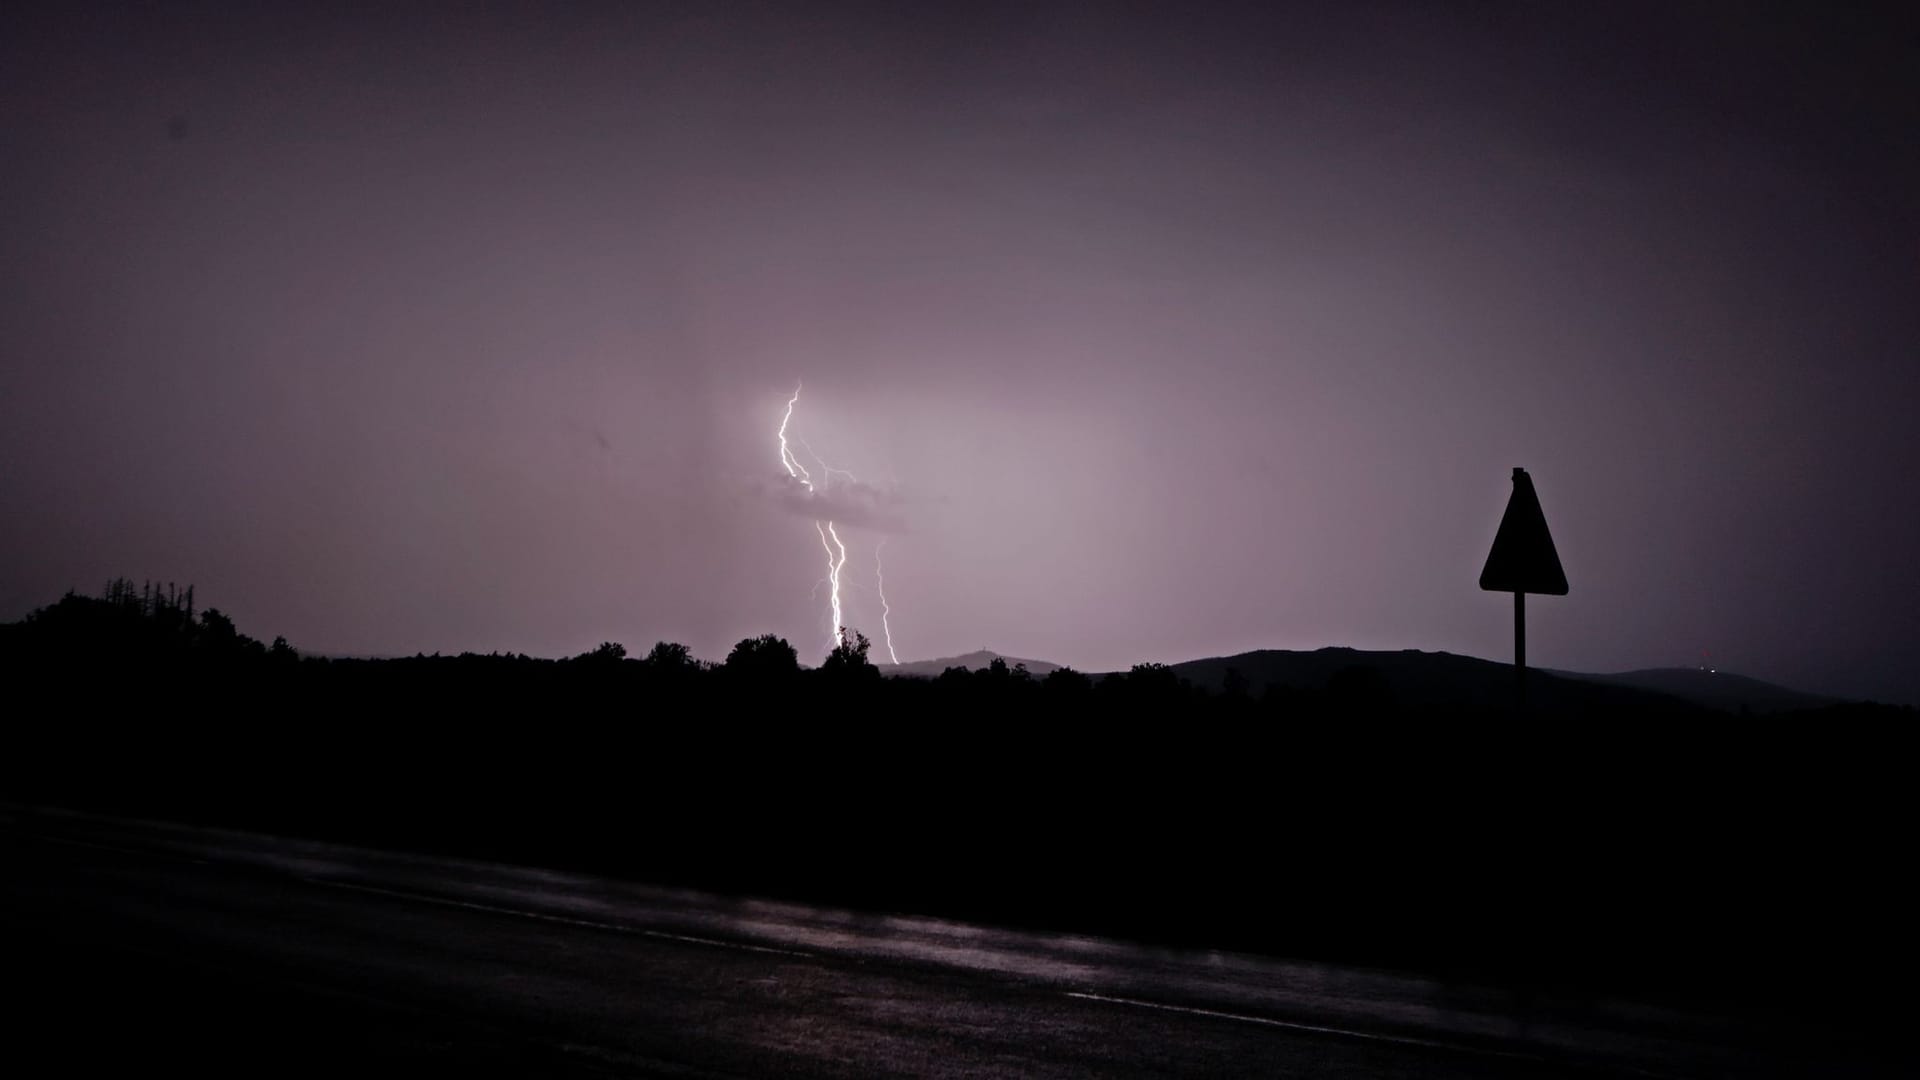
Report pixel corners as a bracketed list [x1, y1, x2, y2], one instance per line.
[4, 4, 1917, 703]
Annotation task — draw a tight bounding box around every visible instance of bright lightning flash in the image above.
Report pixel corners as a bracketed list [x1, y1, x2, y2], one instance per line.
[776, 383, 901, 660]
[778, 386, 813, 493]
[875, 537, 898, 664]
[815, 521, 846, 649]
[798, 437, 858, 491]
[782, 384, 839, 648]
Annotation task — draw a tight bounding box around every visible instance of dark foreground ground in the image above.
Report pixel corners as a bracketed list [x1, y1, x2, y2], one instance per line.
[2, 806, 1905, 1078]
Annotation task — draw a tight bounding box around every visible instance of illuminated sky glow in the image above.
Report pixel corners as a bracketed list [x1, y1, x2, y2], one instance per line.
[1, 5, 1915, 702]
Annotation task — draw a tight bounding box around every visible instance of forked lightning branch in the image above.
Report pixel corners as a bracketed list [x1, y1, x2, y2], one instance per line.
[776, 385, 900, 663]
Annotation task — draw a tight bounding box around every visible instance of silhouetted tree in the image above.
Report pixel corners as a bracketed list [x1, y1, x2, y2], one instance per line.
[642, 641, 698, 671]
[200, 608, 238, 643]
[821, 628, 880, 682]
[1043, 666, 1093, 696]
[576, 641, 627, 663]
[1116, 662, 1188, 708]
[724, 634, 799, 680]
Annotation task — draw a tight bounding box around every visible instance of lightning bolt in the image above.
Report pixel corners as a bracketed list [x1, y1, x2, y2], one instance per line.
[816, 521, 847, 650]
[778, 385, 813, 493]
[798, 438, 857, 492]
[775, 383, 900, 659]
[875, 537, 898, 665]
[780, 383, 843, 650]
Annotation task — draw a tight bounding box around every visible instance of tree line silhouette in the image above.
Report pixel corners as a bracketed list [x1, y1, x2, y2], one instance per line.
[0, 581, 1330, 718]
[21, 579, 1883, 720]
[11, 578, 298, 668]
[2, 579, 1913, 1032]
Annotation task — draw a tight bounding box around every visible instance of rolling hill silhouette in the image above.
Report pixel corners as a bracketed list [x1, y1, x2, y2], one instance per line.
[883, 649, 1062, 678]
[1166, 647, 1698, 715]
[1170, 649, 1845, 715]
[1556, 667, 1835, 714]
[884, 644, 1844, 715]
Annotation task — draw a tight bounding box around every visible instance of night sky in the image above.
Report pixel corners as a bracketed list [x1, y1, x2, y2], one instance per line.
[4, 4, 1916, 703]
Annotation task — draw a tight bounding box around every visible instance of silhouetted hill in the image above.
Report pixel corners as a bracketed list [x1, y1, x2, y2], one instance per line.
[1557, 667, 1834, 714]
[1169, 647, 1708, 716]
[885, 649, 1061, 678]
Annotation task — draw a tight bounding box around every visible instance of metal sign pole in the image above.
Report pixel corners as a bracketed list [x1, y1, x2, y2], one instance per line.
[1514, 589, 1526, 712]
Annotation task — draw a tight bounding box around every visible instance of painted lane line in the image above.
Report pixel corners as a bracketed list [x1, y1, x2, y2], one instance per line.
[1062, 991, 1546, 1064]
[307, 878, 815, 959]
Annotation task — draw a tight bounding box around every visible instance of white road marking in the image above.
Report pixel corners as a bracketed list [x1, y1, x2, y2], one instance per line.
[1063, 991, 1546, 1063]
[306, 878, 815, 959]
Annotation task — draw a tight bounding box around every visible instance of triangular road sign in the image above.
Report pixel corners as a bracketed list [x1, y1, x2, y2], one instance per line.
[1480, 467, 1568, 595]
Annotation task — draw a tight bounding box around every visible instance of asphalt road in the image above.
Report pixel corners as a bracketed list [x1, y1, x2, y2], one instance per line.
[0, 806, 1895, 1077]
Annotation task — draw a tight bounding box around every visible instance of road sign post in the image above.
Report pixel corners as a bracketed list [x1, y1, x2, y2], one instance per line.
[1479, 467, 1567, 712]
[1515, 590, 1524, 673]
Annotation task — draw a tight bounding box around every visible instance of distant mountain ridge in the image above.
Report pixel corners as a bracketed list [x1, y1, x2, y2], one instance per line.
[1555, 667, 1834, 715]
[889, 645, 1844, 714]
[1176, 649, 1844, 714]
[1164, 647, 1687, 715]
[883, 650, 1061, 678]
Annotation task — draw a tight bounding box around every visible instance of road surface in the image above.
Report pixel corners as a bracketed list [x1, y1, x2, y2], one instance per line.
[0, 806, 1893, 1077]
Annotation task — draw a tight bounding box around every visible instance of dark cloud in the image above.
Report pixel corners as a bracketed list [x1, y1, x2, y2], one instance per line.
[754, 474, 911, 536]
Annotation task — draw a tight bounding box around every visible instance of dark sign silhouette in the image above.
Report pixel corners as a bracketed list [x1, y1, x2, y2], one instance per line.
[1480, 468, 1567, 595]
[1481, 467, 1567, 701]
